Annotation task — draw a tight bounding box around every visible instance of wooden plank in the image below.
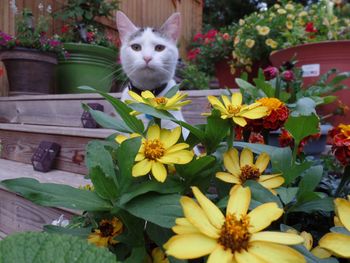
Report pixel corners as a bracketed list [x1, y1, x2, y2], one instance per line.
[0, 188, 75, 235]
[0, 231, 6, 240]
[0, 129, 99, 174]
[0, 89, 237, 126]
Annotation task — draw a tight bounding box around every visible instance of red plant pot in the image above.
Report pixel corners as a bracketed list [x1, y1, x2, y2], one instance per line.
[269, 41, 350, 125]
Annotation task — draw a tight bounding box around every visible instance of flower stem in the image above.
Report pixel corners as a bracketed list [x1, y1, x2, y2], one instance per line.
[274, 76, 281, 99]
[227, 125, 235, 150]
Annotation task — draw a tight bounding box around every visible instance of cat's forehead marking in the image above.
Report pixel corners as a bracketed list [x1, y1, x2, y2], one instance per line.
[128, 27, 165, 41]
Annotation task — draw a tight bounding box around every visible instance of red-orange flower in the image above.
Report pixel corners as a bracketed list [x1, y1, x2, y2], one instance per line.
[329, 124, 350, 165]
[279, 128, 320, 154]
[249, 98, 289, 131]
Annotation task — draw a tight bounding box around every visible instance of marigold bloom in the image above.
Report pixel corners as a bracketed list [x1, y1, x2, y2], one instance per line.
[164, 185, 305, 262]
[127, 90, 191, 112]
[245, 39, 255, 48]
[286, 21, 293, 30]
[132, 125, 194, 182]
[266, 38, 278, 49]
[329, 124, 350, 165]
[319, 198, 350, 258]
[249, 98, 289, 131]
[216, 148, 284, 192]
[88, 217, 123, 247]
[206, 93, 268, 127]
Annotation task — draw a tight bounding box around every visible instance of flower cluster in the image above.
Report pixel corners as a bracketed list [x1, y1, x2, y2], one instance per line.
[231, 0, 350, 73]
[329, 124, 350, 165]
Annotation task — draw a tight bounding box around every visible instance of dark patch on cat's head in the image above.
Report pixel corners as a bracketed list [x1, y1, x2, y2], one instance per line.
[128, 27, 167, 41]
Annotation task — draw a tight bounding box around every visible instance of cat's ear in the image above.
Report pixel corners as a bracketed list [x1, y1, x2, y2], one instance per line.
[160, 12, 181, 43]
[116, 11, 138, 43]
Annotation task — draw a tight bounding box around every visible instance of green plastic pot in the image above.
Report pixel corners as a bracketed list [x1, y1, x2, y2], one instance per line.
[56, 43, 118, 93]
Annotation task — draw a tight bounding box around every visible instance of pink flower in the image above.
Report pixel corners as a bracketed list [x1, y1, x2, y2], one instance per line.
[222, 33, 230, 40]
[193, 33, 203, 42]
[205, 29, 218, 39]
[48, 39, 61, 47]
[282, 70, 295, 82]
[187, 48, 200, 61]
[263, 66, 279, 80]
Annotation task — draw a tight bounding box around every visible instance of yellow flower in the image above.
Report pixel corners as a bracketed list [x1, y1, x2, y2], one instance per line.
[245, 39, 255, 48]
[287, 14, 295, 20]
[286, 21, 293, 30]
[319, 198, 350, 258]
[299, 11, 308, 17]
[206, 93, 268, 127]
[257, 97, 283, 115]
[274, 4, 281, 8]
[285, 3, 294, 10]
[152, 247, 169, 263]
[127, 90, 191, 112]
[79, 184, 94, 191]
[216, 148, 284, 192]
[266, 38, 278, 49]
[257, 26, 270, 36]
[132, 125, 194, 182]
[88, 217, 123, 247]
[277, 9, 287, 14]
[239, 19, 245, 26]
[164, 185, 305, 263]
[339, 124, 350, 137]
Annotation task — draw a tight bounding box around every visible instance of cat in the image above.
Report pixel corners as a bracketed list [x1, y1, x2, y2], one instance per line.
[116, 11, 189, 138]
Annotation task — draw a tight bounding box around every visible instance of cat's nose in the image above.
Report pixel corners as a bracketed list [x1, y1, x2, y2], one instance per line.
[143, 56, 152, 64]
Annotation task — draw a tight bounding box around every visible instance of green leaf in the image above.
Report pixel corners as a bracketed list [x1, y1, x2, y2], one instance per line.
[289, 197, 334, 213]
[328, 71, 350, 86]
[0, 232, 117, 263]
[79, 86, 144, 134]
[164, 85, 180, 98]
[284, 114, 319, 145]
[43, 225, 92, 238]
[82, 104, 132, 133]
[123, 247, 146, 263]
[173, 120, 206, 141]
[254, 78, 274, 97]
[291, 98, 316, 116]
[204, 110, 230, 153]
[283, 161, 312, 186]
[122, 193, 183, 228]
[116, 137, 141, 194]
[330, 226, 350, 235]
[1, 178, 112, 212]
[119, 177, 184, 204]
[276, 187, 298, 205]
[86, 140, 116, 180]
[244, 180, 283, 208]
[175, 156, 216, 180]
[235, 78, 261, 98]
[128, 103, 175, 121]
[297, 165, 323, 201]
[89, 166, 119, 201]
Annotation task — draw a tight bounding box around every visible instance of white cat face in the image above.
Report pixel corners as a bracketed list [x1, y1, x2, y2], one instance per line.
[116, 12, 181, 90]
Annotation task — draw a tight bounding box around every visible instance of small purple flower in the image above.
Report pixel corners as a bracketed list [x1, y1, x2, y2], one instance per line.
[48, 39, 61, 47]
[0, 31, 14, 46]
[263, 66, 279, 80]
[282, 70, 295, 82]
[64, 51, 70, 59]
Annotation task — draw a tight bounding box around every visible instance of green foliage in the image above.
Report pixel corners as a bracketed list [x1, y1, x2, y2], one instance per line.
[179, 64, 210, 90]
[0, 232, 117, 263]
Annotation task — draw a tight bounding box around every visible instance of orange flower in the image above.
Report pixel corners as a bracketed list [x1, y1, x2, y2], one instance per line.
[329, 124, 350, 165]
[88, 217, 123, 247]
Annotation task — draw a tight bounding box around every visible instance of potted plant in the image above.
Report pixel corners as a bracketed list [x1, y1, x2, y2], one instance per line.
[53, 0, 120, 94]
[0, 5, 64, 95]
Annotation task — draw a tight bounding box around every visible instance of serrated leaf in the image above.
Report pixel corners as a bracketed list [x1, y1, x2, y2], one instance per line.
[0, 232, 117, 263]
[1, 178, 112, 212]
[284, 114, 320, 145]
[122, 193, 183, 228]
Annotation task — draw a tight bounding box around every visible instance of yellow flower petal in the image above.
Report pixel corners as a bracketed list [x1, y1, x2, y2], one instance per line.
[258, 176, 285, 189]
[248, 202, 283, 233]
[180, 197, 220, 238]
[192, 186, 225, 229]
[128, 90, 144, 102]
[231, 93, 243, 106]
[172, 224, 200, 235]
[216, 172, 241, 184]
[258, 174, 281, 182]
[334, 198, 350, 231]
[319, 232, 350, 258]
[232, 116, 247, 127]
[207, 96, 226, 112]
[255, 153, 270, 173]
[250, 231, 304, 245]
[159, 150, 194, 164]
[239, 106, 268, 119]
[249, 241, 306, 263]
[151, 161, 167, 182]
[223, 148, 241, 176]
[227, 185, 251, 218]
[234, 249, 267, 263]
[221, 95, 231, 108]
[175, 217, 192, 226]
[311, 246, 332, 259]
[240, 148, 253, 167]
[132, 159, 152, 177]
[166, 143, 190, 154]
[147, 125, 160, 140]
[207, 245, 233, 263]
[300, 231, 313, 251]
[141, 90, 155, 99]
[160, 126, 181, 149]
[164, 234, 217, 259]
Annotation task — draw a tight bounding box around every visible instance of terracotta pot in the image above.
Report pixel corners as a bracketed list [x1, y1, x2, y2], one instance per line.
[214, 59, 268, 89]
[0, 48, 57, 95]
[269, 41, 350, 125]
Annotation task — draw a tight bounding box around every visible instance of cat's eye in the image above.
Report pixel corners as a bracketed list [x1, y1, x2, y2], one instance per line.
[131, 44, 142, 51]
[155, 45, 165, 52]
